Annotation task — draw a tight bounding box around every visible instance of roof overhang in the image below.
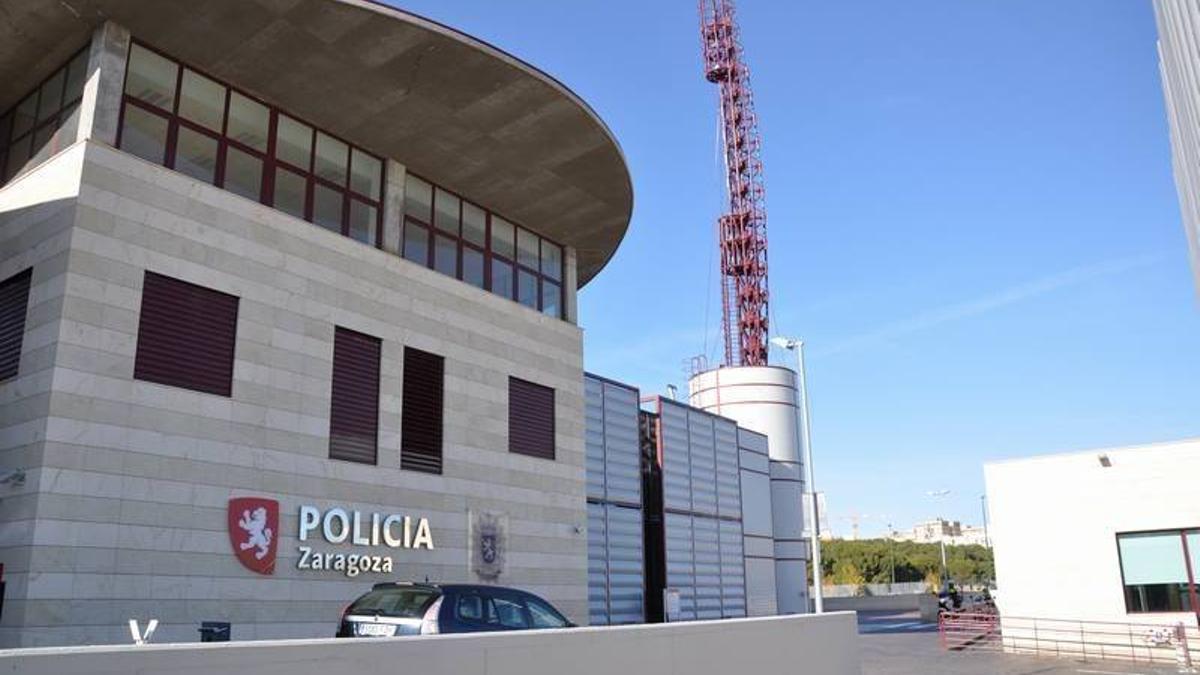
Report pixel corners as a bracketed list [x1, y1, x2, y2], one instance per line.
[0, 0, 633, 286]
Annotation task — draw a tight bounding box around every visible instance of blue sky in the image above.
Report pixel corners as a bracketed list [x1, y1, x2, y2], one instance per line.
[389, 1, 1200, 537]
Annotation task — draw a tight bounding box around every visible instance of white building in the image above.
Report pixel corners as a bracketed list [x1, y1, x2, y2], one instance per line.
[985, 438, 1200, 625]
[1153, 0, 1200, 298]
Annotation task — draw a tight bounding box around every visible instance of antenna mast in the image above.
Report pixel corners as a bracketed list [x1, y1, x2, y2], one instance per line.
[699, 0, 770, 367]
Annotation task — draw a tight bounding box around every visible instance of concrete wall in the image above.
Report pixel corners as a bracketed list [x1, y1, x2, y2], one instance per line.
[0, 613, 862, 675]
[0, 139, 589, 646]
[985, 438, 1200, 625]
[823, 594, 924, 613]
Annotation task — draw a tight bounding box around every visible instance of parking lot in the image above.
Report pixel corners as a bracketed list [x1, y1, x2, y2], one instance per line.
[857, 612, 1181, 675]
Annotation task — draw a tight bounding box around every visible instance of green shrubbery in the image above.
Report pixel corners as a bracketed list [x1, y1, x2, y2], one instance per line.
[817, 538, 994, 590]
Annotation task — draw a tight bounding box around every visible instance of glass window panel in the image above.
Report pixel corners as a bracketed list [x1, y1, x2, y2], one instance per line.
[227, 92, 269, 152]
[0, 112, 11, 149]
[174, 126, 218, 184]
[118, 103, 168, 164]
[404, 220, 429, 266]
[518, 269, 537, 309]
[125, 43, 178, 110]
[462, 201, 486, 247]
[350, 148, 381, 200]
[13, 94, 37, 138]
[37, 70, 65, 122]
[434, 234, 457, 277]
[275, 114, 312, 169]
[405, 175, 432, 222]
[463, 247, 484, 289]
[434, 188, 460, 234]
[541, 281, 561, 318]
[5, 135, 31, 179]
[178, 69, 225, 132]
[349, 200, 377, 246]
[273, 167, 307, 219]
[0, 151, 6, 183]
[57, 103, 81, 149]
[29, 124, 57, 167]
[1119, 533, 1189, 585]
[517, 228, 539, 269]
[223, 146, 263, 201]
[491, 216, 514, 258]
[491, 258, 513, 299]
[313, 184, 344, 233]
[63, 51, 89, 103]
[314, 132, 348, 184]
[541, 241, 562, 280]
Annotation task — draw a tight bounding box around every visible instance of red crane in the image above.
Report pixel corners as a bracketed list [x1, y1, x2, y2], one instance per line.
[699, 0, 770, 367]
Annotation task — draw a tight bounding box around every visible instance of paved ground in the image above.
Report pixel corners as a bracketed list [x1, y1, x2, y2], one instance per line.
[857, 611, 1180, 675]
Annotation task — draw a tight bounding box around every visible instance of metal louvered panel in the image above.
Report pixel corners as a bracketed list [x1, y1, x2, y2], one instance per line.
[606, 504, 645, 624]
[133, 271, 238, 397]
[659, 403, 691, 512]
[688, 412, 718, 517]
[400, 347, 443, 473]
[509, 377, 555, 460]
[714, 418, 741, 520]
[587, 502, 608, 625]
[602, 382, 641, 505]
[0, 268, 31, 381]
[720, 519, 747, 617]
[692, 515, 723, 619]
[664, 511, 695, 619]
[585, 377, 606, 500]
[329, 326, 381, 465]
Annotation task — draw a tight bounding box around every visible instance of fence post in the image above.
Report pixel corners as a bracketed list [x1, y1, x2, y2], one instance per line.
[1034, 618, 1040, 657]
[939, 612, 946, 650]
[1175, 622, 1195, 672]
[1080, 622, 1087, 663]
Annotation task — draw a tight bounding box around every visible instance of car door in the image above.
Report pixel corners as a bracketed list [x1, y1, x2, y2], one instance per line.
[523, 594, 572, 629]
[486, 589, 531, 632]
[448, 589, 500, 633]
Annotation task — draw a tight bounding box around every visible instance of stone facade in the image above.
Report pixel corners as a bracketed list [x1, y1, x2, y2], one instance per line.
[0, 137, 588, 646]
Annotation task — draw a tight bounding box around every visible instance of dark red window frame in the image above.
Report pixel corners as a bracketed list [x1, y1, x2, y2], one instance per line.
[508, 377, 556, 461]
[133, 271, 239, 397]
[115, 40, 384, 247]
[1116, 528, 1200, 617]
[402, 173, 566, 319]
[1, 46, 89, 186]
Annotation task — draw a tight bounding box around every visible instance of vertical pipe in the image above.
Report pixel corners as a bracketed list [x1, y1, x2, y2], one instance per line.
[794, 342, 823, 613]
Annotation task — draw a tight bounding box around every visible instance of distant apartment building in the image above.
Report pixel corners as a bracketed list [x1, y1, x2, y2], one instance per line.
[1153, 0, 1200, 298]
[892, 518, 988, 547]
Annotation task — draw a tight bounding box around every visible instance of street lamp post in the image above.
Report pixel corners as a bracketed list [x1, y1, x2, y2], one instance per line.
[980, 494, 991, 548]
[888, 523, 896, 587]
[927, 489, 951, 587]
[771, 336, 823, 614]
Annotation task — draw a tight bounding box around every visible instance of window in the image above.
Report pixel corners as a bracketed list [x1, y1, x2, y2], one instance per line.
[329, 326, 381, 465]
[455, 594, 487, 623]
[526, 597, 570, 628]
[401, 173, 566, 319]
[116, 41, 384, 248]
[1117, 530, 1199, 613]
[133, 272, 239, 397]
[493, 595, 530, 629]
[401, 347, 444, 474]
[0, 268, 33, 381]
[1, 47, 88, 186]
[509, 377, 555, 460]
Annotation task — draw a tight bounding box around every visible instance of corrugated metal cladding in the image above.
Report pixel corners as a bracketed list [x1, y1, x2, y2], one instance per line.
[133, 271, 239, 397]
[658, 399, 747, 620]
[0, 268, 31, 381]
[328, 327, 382, 465]
[400, 347, 444, 474]
[509, 377, 556, 460]
[584, 375, 645, 625]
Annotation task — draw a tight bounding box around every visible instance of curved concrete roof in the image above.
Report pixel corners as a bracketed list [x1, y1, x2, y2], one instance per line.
[0, 0, 633, 286]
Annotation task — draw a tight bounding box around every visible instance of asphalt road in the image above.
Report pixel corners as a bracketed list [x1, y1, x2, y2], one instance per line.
[857, 611, 1180, 675]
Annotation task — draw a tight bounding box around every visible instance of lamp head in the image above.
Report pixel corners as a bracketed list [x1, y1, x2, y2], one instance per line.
[770, 336, 798, 350]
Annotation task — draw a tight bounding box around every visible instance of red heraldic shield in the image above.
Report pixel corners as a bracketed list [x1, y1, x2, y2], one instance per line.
[228, 497, 279, 575]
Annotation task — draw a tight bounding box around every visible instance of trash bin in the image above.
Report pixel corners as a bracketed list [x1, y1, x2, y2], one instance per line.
[198, 621, 230, 642]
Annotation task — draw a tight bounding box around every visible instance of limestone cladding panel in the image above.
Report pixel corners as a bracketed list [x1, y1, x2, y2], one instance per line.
[3, 141, 587, 646]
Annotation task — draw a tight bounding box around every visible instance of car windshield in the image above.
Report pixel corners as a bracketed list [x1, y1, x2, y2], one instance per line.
[347, 587, 437, 618]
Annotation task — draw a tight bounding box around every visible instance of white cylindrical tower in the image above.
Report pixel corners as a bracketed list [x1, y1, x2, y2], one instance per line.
[689, 365, 810, 615]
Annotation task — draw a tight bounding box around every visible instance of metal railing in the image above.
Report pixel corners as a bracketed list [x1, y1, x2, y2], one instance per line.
[939, 611, 1199, 670]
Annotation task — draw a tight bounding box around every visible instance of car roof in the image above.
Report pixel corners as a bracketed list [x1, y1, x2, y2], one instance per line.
[369, 582, 532, 595]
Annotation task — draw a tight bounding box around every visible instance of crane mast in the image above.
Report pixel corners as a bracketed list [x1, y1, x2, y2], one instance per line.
[699, 0, 770, 367]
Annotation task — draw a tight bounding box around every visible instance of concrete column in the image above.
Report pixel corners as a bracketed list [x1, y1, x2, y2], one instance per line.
[381, 159, 406, 255]
[563, 246, 579, 324]
[76, 21, 130, 147]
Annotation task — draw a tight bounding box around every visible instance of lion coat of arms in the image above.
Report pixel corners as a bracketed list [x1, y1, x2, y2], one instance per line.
[227, 497, 279, 575]
[471, 511, 506, 581]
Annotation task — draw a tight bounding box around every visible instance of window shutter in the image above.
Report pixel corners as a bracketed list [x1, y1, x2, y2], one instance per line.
[401, 347, 444, 474]
[133, 271, 238, 396]
[509, 377, 555, 460]
[329, 326, 381, 464]
[0, 268, 32, 381]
